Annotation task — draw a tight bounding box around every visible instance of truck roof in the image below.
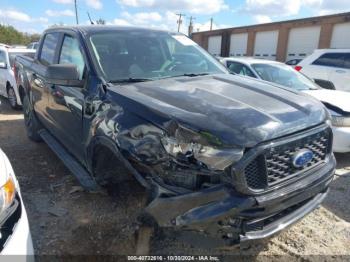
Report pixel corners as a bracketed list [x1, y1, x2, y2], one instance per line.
[45, 25, 174, 35]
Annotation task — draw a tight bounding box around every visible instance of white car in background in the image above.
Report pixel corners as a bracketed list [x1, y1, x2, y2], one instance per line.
[296, 49, 350, 91]
[221, 57, 350, 153]
[0, 148, 34, 258]
[26, 42, 39, 50]
[0, 46, 36, 109]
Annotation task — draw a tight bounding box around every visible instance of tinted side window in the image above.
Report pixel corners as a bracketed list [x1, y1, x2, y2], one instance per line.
[227, 61, 256, 78]
[312, 53, 345, 68]
[40, 33, 60, 66]
[344, 53, 350, 69]
[59, 35, 85, 80]
[0, 51, 6, 64]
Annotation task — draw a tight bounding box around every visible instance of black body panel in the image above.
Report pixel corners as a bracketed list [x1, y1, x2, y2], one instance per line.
[14, 25, 335, 247]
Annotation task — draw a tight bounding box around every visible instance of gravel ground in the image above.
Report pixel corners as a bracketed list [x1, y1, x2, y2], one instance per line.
[0, 96, 349, 260]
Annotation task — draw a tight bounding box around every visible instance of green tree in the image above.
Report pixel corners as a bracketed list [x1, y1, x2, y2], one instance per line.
[96, 18, 106, 25]
[0, 25, 41, 45]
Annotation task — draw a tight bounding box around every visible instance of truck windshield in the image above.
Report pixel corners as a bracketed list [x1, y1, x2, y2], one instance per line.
[89, 31, 227, 83]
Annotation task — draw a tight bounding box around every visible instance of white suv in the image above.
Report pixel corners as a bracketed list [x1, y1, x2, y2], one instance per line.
[0, 46, 36, 109]
[296, 49, 350, 91]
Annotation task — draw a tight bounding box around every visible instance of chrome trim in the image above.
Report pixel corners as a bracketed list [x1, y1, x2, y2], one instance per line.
[240, 189, 328, 243]
[232, 123, 333, 195]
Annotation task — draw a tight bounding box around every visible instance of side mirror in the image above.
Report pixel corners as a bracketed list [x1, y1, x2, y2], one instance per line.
[46, 64, 83, 87]
[314, 79, 336, 90]
[0, 62, 7, 69]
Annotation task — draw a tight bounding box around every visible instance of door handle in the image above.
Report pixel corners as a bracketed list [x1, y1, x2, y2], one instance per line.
[335, 69, 346, 73]
[33, 74, 44, 87]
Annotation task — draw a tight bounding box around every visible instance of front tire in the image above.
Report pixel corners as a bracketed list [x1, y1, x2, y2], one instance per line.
[23, 94, 42, 142]
[7, 86, 19, 110]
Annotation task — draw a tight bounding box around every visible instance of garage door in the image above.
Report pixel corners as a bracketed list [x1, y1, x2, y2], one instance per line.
[229, 33, 248, 57]
[207, 35, 222, 56]
[331, 22, 350, 48]
[254, 31, 279, 60]
[287, 26, 321, 61]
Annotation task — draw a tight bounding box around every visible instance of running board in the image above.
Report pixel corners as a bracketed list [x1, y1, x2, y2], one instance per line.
[39, 130, 97, 191]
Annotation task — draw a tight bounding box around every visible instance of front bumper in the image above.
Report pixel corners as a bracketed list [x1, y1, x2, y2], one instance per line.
[240, 190, 327, 244]
[332, 126, 350, 153]
[146, 154, 335, 246]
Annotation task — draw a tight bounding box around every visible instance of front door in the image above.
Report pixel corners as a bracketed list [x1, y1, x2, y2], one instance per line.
[47, 33, 86, 162]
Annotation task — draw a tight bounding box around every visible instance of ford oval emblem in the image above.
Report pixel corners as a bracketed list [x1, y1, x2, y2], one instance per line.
[292, 149, 314, 168]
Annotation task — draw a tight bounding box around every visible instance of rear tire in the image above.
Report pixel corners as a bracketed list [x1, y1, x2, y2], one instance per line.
[7, 86, 19, 110]
[23, 94, 42, 142]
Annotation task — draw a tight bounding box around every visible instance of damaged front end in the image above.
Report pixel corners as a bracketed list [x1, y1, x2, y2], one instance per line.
[113, 120, 335, 246]
[93, 103, 335, 246]
[114, 120, 254, 245]
[111, 117, 334, 246]
[115, 119, 245, 192]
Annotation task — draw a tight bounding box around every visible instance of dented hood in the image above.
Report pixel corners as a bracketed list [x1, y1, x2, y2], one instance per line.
[302, 89, 350, 113]
[109, 74, 327, 148]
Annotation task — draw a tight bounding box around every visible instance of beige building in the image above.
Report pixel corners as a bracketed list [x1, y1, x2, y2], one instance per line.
[191, 12, 350, 62]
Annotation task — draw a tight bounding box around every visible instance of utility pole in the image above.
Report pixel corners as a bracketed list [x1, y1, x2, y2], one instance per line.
[210, 17, 213, 31]
[176, 13, 186, 32]
[74, 0, 79, 25]
[188, 16, 195, 36]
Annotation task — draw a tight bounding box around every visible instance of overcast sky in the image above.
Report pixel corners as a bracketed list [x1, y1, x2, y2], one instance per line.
[0, 0, 349, 34]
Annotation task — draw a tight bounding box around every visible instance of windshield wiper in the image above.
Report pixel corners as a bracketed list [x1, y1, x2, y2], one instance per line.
[180, 73, 210, 77]
[109, 78, 153, 83]
[160, 73, 210, 80]
[110, 73, 210, 83]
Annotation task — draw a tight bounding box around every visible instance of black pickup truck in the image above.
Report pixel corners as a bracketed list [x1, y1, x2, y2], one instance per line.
[15, 26, 335, 247]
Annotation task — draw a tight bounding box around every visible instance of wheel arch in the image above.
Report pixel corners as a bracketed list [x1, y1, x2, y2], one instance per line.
[87, 136, 149, 189]
[5, 81, 11, 91]
[18, 85, 25, 103]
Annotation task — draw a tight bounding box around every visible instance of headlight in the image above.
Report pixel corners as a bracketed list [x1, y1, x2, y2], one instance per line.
[328, 109, 350, 127]
[0, 150, 17, 214]
[0, 178, 16, 213]
[331, 115, 350, 127]
[161, 137, 243, 171]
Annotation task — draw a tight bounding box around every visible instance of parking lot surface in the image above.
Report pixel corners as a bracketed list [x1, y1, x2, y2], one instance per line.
[0, 96, 349, 258]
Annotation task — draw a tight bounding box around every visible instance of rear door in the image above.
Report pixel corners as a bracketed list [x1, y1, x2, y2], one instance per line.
[314, 52, 350, 91]
[47, 32, 86, 161]
[31, 32, 61, 125]
[303, 52, 350, 90]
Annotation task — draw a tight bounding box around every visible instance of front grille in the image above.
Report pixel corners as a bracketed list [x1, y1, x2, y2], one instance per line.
[245, 155, 267, 190]
[244, 128, 331, 190]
